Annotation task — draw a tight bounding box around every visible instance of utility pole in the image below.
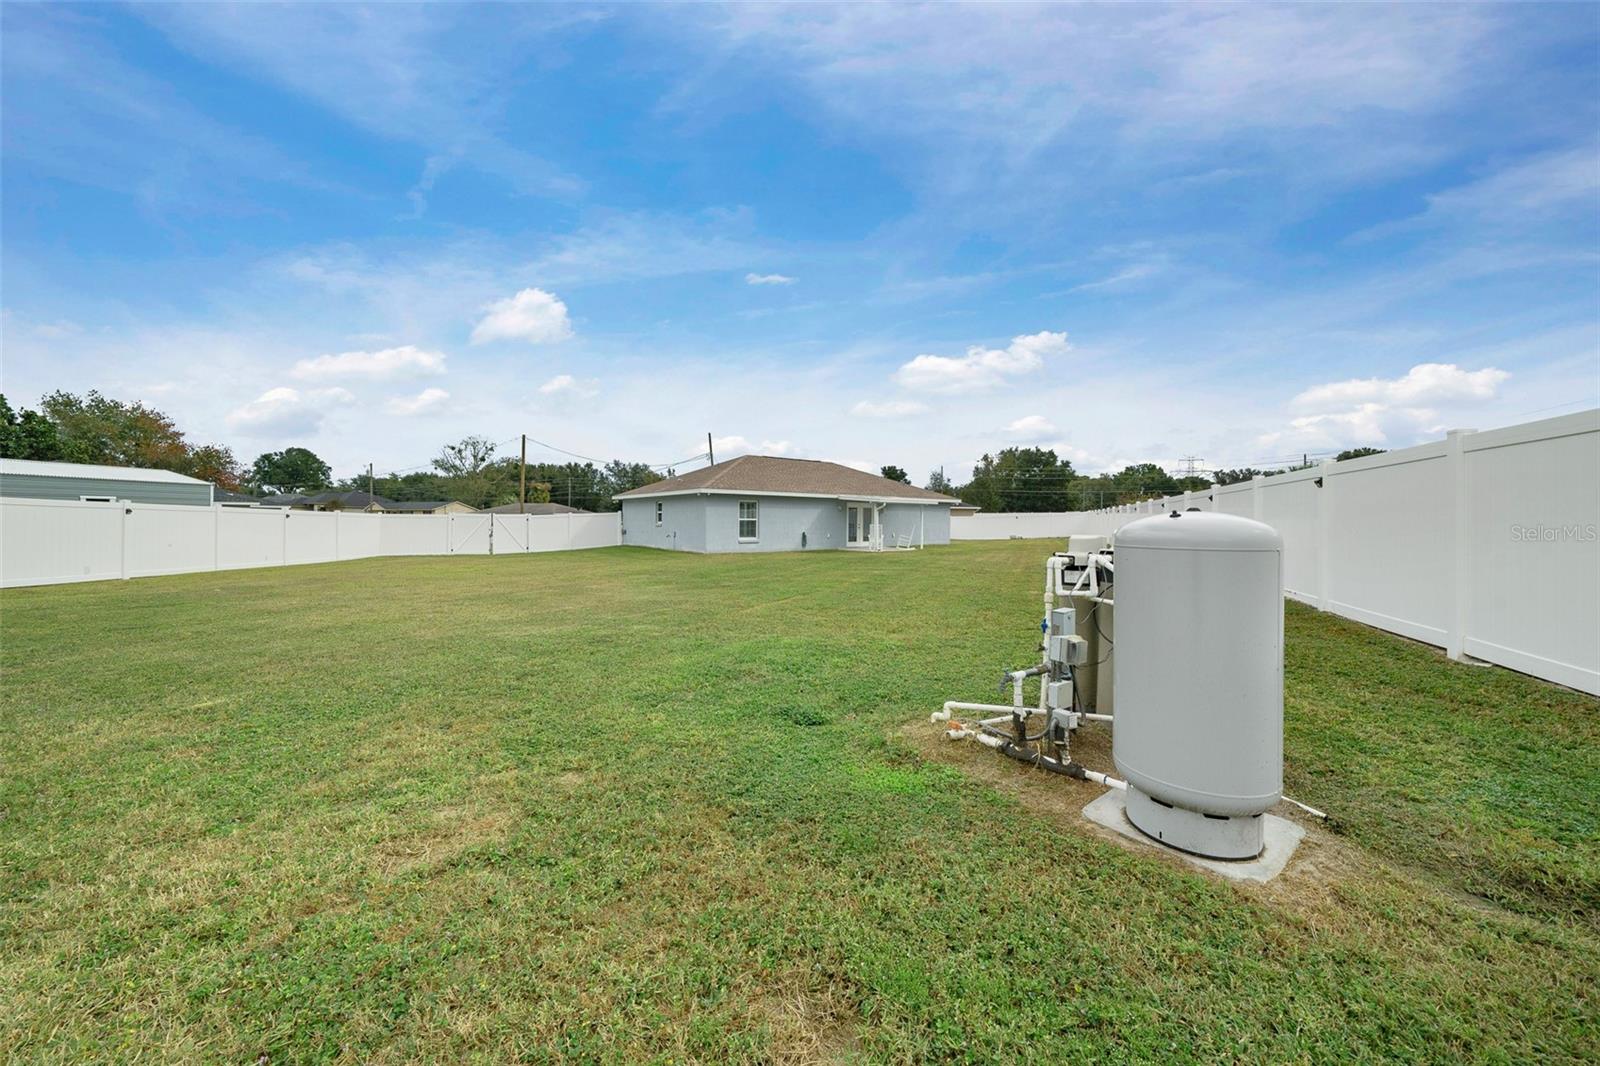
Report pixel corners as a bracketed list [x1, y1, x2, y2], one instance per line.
[367, 462, 374, 500]
[519, 434, 527, 514]
[707, 432, 715, 466]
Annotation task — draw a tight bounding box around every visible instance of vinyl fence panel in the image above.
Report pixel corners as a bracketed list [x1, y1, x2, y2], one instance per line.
[336, 513, 382, 560]
[123, 502, 216, 579]
[0, 498, 123, 587]
[378, 515, 452, 556]
[216, 508, 286, 570]
[285, 511, 340, 566]
[568, 513, 622, 550]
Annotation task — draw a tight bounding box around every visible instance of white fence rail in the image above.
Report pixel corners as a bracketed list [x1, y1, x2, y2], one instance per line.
[1, 502, 621, 590]
[951, 410, 1600, 695]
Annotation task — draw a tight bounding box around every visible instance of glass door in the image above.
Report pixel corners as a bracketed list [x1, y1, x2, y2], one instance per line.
[846, 503, 875, 547]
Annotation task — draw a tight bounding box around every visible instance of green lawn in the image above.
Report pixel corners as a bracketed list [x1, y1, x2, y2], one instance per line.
[2, 541, 1596, 1063]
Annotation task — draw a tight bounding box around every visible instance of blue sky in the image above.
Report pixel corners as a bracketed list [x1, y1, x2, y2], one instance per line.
[3, 3, 1597, 482]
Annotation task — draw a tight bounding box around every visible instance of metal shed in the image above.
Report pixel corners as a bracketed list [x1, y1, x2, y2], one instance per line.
[0, 458, 215, 506]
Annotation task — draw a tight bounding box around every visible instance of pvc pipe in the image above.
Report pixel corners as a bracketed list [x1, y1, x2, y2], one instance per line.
[1082, 713, 1114, 723]
[1281, 795, 1328, 820]
[942, 701, 1032, 717]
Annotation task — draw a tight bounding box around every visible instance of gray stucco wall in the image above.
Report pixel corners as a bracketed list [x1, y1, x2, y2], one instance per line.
[622, 494, 952, 552]
[699, 495, 844, 553]
[0, 473, 212, 507]
[621, 496, 706, 551]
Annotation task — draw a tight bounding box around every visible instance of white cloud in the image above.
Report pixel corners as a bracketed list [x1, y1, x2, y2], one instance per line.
[470, 287, 573, 345]
[384, 387, 450, 416]
[824, 457, 876, 473]
[1006, 414, 1059, 441]
[851, 399, 929, 418]
[291, 344, 446, 382]
[525, 210, 767, 286]
[746, 272, 796, 285]
[1067, 261, 1164, 293]
[1291, 363, 1509, 412]
[538, 373, 598, 397]
[226, 386, 352, 436]
[1262, 363, 1512, 455]
[895, 330, 1069, 393]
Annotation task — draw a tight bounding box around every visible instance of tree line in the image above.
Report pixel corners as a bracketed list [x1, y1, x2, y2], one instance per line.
[1, 392, 663, 512]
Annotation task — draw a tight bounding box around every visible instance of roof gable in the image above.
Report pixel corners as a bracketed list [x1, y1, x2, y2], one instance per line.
[613, 455, 956, 503]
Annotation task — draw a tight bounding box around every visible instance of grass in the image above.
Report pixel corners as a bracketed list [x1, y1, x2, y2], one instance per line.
[1, 540, 1596, 1063]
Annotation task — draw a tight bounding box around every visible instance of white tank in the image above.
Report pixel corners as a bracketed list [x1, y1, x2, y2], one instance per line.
[1111, 511, 1283, 859]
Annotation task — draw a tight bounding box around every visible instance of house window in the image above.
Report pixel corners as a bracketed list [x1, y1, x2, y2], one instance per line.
[738, 500, 759, 541]
[655, 501, 663, 526]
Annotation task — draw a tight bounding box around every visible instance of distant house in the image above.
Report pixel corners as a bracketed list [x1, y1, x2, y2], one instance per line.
[276, 490, 393, 512]
[383, 500, 477, 515]
[950, 503, 981, 517]
[0, 458, 214, 506]
[482, 501, 590, 515]
[254, 492, 474, 514]
[613, 455, 957, 553]
[215, 490, 281, 508]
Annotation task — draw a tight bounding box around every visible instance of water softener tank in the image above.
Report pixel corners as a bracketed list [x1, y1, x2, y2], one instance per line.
[1111, 511, 1283, 859]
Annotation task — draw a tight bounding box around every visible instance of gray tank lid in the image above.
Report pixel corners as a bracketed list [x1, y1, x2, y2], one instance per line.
[1115, 511, 1282, 552]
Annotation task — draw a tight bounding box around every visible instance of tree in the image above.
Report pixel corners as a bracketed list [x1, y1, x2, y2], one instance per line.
[181, 444, 242, 491]
[604, 460, 662, 496]
[958, 448, 1078, 512]
[433, 436, 498, 478]
[0, 394, 63, 460]
[39, 390, 188, 468]
[249, 448, 332, 493]
[1335, 446, 1386, 461]
[926, 468, 953, 495]
[880, 464, 911, 484]
[1213, 468, 1263, 486]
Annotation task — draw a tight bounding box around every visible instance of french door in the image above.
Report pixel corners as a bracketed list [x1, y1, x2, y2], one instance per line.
[846, 503, 876, 547]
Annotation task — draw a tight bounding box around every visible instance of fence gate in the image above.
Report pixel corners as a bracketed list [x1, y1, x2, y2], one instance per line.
[492, 514, 529, 553]
[448, 514, 493, 554]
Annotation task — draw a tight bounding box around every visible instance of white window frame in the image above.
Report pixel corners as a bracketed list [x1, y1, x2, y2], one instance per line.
[737, 500, 759, 542]
[655, 501, 663, 526]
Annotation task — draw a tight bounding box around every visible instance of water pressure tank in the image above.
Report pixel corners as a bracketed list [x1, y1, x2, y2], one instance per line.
[1111, 511, 1283, 859]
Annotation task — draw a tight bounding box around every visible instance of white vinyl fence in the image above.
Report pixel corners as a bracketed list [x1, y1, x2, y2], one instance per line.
[952, 410, 1599, 695]
[1, 502, 621, 589]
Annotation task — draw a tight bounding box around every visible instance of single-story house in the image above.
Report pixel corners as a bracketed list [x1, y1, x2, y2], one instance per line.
[483, 501, 590, 515]
[949, 503, 981, 517]
[383, 500, 477, 515]
[614, 455, 957, 553]
[0, 457, 214, 506]
[254, 492, 475, 515]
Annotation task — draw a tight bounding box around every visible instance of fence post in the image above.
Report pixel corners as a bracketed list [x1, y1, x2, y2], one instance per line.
[212, 504, 220, 571]
[120, 502, 129, 581]
[1316, 459, 1336, 611]
[1446, 428, 1477, 660]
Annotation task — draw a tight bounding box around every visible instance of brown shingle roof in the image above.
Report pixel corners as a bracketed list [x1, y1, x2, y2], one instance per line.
[613, 455, 957, 502]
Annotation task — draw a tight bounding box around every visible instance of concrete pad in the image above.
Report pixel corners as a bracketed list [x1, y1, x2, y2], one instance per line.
[1081, 789, 1304, 883]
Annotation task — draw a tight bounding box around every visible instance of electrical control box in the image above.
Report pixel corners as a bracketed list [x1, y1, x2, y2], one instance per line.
[1049, 607, 1076, 636]
[1048, 633, 1088, 666]
[1048, 706, 1080, 738]
[1047, 679, 1073, 710]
